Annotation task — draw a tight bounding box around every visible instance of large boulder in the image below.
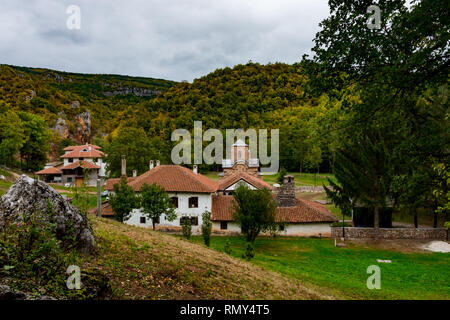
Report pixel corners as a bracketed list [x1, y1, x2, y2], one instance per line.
[0, 175, 94, 254]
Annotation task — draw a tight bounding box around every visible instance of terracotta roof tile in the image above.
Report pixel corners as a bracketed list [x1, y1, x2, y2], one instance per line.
[61, 160, 100, 170]
[88, 201, 114, 217]
[219, 172, 271, 191]
[105, 176, 138, 191]
[276, 199, 338, 223]
[64, 144, 101, 151]
[211, 195, 338, 223]
[105, 165, 219, 193]
[61, 144, 104, 158]
[36, 167, 62, 175]
[127, 165, 218, 193]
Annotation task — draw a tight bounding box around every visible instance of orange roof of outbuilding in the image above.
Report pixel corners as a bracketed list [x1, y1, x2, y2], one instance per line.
[211, 195, 337, 223]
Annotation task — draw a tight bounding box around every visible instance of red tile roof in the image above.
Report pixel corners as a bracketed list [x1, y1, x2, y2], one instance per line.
[36, 167, 62, 175]
[61, 160, 100, 170]
[218, 172, 272, 191]
[211, 195, 337, 223]
[276, 199, 338, 223]
[61, 144, 104, 158]
[105, 176, 138, 191]
[88, 201, 114, 217]
[211, 195, 237, 221]
[64, 144, 101, 151]
[105, 165, 219, 193]
[128, 165, 218, 193]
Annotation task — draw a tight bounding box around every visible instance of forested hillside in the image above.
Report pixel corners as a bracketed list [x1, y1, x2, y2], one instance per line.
[1, 62, 334, 174]
[108, 62, 333, 176]
[0, 64, 175, 145]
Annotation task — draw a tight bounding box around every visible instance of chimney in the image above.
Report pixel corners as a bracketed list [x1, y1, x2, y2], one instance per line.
[121, 155, 126, 177]
[132, 170, 137, 177]
[193, 165, 198, 174]
[156, 160, 160, 167]
[275, 175, 296, 207]
[150, 160, 154, 170]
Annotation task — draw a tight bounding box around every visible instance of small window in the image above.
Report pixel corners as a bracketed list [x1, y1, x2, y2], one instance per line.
[171, 197, 179, 208]
[153, 217, 160, 224]
[220, 221, 228, 230]
[79, 157, 84, 161]
[279, 224, 285, 231]
[140, 217, 146, 224]
[188, 197, 198, 208]
[67, 177, 73, 183]
[68, 158, 73, 163]
[180, 216, 197, 226]
[180, 217, 190, 226]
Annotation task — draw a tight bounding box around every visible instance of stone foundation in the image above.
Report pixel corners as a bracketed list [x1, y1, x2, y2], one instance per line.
[331, 227, 447, 240]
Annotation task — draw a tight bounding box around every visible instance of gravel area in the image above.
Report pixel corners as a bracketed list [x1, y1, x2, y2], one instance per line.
[421, 241, 450, 253]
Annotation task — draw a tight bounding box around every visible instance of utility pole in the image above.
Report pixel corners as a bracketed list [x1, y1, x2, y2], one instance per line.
[97, 178, 101, 217]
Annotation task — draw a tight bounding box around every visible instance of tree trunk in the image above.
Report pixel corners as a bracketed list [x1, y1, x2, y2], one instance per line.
[433, 200, 438, 228]
[152, 220, 155, 230]
[373, 178, 379, 239]
[414, 209, 418, 228]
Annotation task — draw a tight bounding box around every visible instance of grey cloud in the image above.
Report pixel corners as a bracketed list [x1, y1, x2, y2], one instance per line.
[0, 0, 329, 81]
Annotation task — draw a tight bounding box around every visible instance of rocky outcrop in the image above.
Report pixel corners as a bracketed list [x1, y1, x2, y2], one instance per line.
[103, 86, 160, 97]
[53, 116, 69, 139]
[24, 89, 36, 101]
[70, 101, 80, 109]
[0, 175, 94, 254]
[0, 284, 56, 300]
[75, 110, 91, 144]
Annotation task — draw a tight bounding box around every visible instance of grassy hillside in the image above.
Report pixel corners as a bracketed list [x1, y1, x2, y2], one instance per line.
[79, 216, 333, 299]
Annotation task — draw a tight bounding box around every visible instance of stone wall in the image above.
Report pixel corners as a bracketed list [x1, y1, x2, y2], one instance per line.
[331, 227, 447, 240]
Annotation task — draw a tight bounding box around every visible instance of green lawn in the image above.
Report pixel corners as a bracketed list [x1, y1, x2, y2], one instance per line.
[0, 180, 12, 197]
[263, 172, 336, 187]
[204, 171, 336, 187]
[188, 236, 449, 300]
[50, 184, 104, 193]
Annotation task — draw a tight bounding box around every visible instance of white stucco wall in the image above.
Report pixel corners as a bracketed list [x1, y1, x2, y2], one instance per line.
[212, 221, 332, 237]
[225, 180, 257, 192]
[124, 192, 212, 233]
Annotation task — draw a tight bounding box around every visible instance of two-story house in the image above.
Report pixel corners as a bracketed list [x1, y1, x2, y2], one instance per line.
[36, 143, 107, 187]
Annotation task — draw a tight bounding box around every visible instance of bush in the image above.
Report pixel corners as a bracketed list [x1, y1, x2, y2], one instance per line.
[224, 241, 232, 255]
[0, 212, 77, 297]
[331, 221, 352, 227]
[201, 211, 212, 247]
[242, 243, 254, 261]
[277, 168, 288, 185]
[182, 218, 192, 240]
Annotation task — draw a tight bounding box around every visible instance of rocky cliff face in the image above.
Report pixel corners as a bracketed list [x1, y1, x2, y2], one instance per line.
[75, 110, 91, 144]
[52, 101, 92, 144]
[0, 175, 95, 254]
[102, 86, 161, 97]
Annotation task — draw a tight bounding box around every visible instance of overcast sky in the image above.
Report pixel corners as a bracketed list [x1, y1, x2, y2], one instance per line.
[1, 0, 330, 82]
